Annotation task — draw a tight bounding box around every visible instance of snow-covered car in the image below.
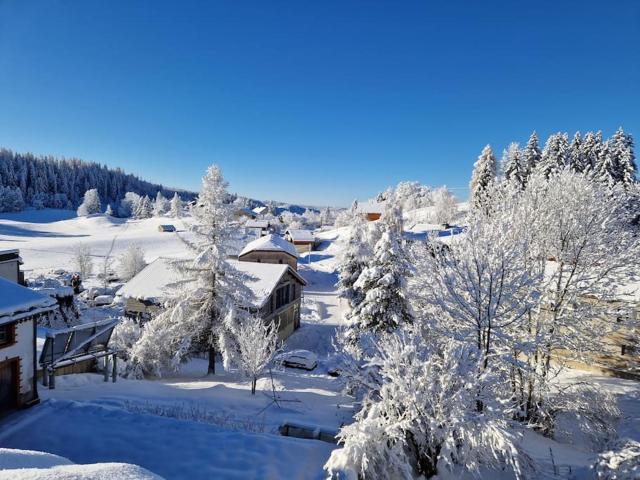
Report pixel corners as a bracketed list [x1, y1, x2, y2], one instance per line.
[275, 350, 318, 371]
[93, 294, 114, 306]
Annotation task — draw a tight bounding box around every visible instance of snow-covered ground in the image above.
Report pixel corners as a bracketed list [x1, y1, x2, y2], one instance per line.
[1, 210, 639, 479]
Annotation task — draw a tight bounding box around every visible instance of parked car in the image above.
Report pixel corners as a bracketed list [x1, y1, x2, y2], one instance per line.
[275, 350, 318, 371]
[158, 224, 176, 232]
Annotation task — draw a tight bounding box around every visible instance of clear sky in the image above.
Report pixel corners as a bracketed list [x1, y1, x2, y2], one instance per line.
[0, 1, 638, 206]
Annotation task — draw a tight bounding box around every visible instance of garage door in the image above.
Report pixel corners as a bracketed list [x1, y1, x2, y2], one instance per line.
[0, 359, 18, 415]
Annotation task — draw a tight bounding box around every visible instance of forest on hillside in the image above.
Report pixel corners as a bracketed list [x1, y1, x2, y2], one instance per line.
[0, 149, 194, 213]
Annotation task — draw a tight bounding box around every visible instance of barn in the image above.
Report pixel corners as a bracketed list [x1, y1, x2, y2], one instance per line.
[238, 234, 299, 270]
[284, 229, 316, 254]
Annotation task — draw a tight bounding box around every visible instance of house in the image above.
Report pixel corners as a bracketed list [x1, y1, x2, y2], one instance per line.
[158, 224, 176, 233]
[0, 277, 57, 416]
[235, 207, 256, 220]
[245, 219, 272, 237]
[357, 201, 384, 221]
[0, 249, 25, 285]
[117, 258, 307, 341]
[284, 229, 316, 254]
[252, 206, 268, 216]
[238, 234, 299, 270]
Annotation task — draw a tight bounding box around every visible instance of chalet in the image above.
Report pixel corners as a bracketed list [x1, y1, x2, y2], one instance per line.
[0, 249, 25, 285]
[284, 229, 316, 254]
[117, 258, 306, 341]
[238, 234, 299, 270]
[245, 219, 272, 237]
[357, 201, 384, 221]
[0, 277, 57, 416]
[235, 207, 256, 220]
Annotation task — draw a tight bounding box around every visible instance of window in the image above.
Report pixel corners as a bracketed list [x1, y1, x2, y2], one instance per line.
[0, 323, 15, 348]
[275, 284, 290, 310]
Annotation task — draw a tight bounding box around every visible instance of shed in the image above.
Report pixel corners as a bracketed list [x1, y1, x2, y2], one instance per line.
[357, 201, 384, 221]
[0, 277, 57, 416]
[252, 206, 269, 216]
[239, 234, 299, 270]
[158, 225, 176, 233]
[245, 219, 272, 237]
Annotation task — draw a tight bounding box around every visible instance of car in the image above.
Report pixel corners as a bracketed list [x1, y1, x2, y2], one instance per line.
[275, 349, 318, 371]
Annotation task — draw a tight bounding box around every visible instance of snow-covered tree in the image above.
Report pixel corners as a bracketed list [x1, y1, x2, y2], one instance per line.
[538, 132, 569, 178]
[153, 191, 169, 216]
[593, 439, 640, 479]
[523, 131, 542, 182]
[431, 186, 457, 224]
[601, 127, 637, 187]
[170, 192, 182, 218]
[76, 188, 101, 216]
[119, 192, 142, 218]
[336, 213, 372, 309]
[0, 186, 24, 212]
[105, 204, 114, 216]
[72, 243, 93, 279]
[392, 181, 432, 211]
[580, 130, 603, 173]
[502, 142, 526, 188]
[567, 131, 584, 172]
[234, 315, 279, 395]
[326, 332, 525, 479]
[469, 145, 497, 208]
[132, 165, 251, 376]
[117, 244, 147, 281]
[135, 195, 153, 219]
[345, 223, 412, 346]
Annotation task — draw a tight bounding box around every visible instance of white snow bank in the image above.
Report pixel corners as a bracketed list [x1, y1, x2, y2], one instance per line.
[0, 448, 161, 480]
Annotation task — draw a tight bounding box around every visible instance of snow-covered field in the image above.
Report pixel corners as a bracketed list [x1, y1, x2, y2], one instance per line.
[1, 209, 639, 479]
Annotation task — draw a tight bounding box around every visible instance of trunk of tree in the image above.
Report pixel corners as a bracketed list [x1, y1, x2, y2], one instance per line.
[208, 344, 216, 374]
[251, 378, 257, 395]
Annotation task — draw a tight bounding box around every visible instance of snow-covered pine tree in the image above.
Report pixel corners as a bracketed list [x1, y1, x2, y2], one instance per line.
[469, 145, 497, 208]
[501, 142, 526, 188]
[336, 212, 371, 309]
[76, 188, 101, 216]
[581, 131, 603, 174]
[105, 204, 114, 216]
[523, 131, 542, 181]
[135, 195, 153, 219]
[170, 192, 182, 218]
[605, 127, 637, 187]
[345, 220, 412, 346]
[153, 192, 168, 216]
[568, 131, 584, 173]
[135, 165, 252, 376]
[538, 132, 569, 178]
[431, 186, 457, 224]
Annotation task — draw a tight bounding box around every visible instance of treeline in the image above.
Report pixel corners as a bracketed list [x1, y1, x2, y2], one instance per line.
[0, 148, 194, 213]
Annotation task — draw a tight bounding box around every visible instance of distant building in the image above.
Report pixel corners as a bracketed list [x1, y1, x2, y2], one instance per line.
[0, 277, 56, 416]
[252, 206, 268, 216]
[357, 201, 384, 221]
[238, 234, 299, 270]
[284, 229, 316, 254]
[157, 224, 176, 233]
[0, 249, 25, 285]
[117, 258, 306, 341]
[245, 219, 273, 237]
[235, 207, 256, 220]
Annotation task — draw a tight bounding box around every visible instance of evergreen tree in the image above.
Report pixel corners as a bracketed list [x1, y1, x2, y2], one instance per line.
[337, 213, 371, 309]
[603, 127, 637, 187]
[581, 131, 603, 174]
[469, 145, 497, 207]
[153, 191, 168, 216]
[501, 142, 526, 188]
[522, 131, 542, 181]
[568, 131, 585, 173]
[538, 132, 569, 178]
[170, 192, 182, 218]
[105, 204, 114, 216]
[135, 195, 153, 219]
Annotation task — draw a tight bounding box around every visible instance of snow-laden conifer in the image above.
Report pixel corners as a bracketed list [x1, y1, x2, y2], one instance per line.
[469, 145, 497, 207]
[76, 188, 101, 216]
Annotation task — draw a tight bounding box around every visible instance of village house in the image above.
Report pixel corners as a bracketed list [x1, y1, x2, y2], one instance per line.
[284, 229, 316, 254]
[357, 200, 384, 221]
[117, 257, 306, 341]
[0, 249, 25, 285]
[234, 207, 256, 220]
[244, 219, 273, 237]
[238, 234, 299, 270]
[0, 277, 57, 416]
[252, 206, 268, 216]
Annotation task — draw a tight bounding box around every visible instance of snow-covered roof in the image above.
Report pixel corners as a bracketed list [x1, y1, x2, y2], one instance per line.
[118, 257, 306, 309]
[239, 234, 299, 259]
[116, 257, 178, 303]
[357, 200, 384, 214]
[286, 229, 315, 243]
[0, 277, 57, 326]
[252, 206, 268, 215]
[245, 219, 270, 228]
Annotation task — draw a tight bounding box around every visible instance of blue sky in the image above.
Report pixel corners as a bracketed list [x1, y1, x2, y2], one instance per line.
[0, 1, 638, 206]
